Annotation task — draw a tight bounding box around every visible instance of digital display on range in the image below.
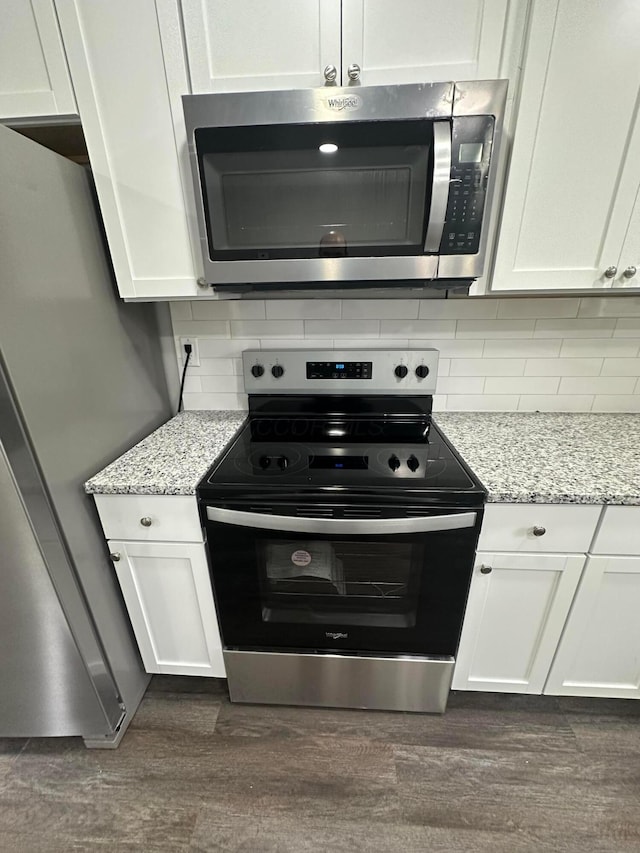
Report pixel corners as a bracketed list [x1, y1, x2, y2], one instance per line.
[309, 455, 369, 470]
[306, 361, 372, 379]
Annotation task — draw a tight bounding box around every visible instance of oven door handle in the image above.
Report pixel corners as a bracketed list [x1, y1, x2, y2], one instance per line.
[424, 120, 452, 253]
[206, 506, 476, 535]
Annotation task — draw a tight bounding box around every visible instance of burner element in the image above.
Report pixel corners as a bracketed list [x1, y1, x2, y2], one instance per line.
[394, 364, 408, 379]
[388, 454, 401, 472]
[251, 364, 265, 378]
[415, 365, 430, 379]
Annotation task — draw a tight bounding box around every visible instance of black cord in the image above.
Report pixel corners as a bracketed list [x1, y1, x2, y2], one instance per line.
[177, 345, 192, 414]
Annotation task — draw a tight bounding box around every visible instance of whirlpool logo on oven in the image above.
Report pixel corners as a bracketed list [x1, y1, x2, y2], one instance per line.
[326, 631, 348, 640]
[324, 95, 362, 112]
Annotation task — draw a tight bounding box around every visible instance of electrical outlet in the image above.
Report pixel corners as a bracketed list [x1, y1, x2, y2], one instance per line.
[179, 337, 200, 366]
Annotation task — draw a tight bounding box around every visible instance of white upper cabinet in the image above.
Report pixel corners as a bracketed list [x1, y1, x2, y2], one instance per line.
[491, 0, 640, 293]
[341, 0, 510, 86]
[0, 0, 76, 119]
[179, 0, 512, 93]
[182, 0, 342, 92]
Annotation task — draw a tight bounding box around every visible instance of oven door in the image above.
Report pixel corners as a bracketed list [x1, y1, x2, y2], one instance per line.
[204, 502, 482, 657]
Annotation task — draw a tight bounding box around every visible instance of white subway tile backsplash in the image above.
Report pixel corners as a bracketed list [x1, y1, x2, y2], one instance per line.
[517, 395, 595, 412]
[446, 395, 520, 411]
[456, 319, 535, 338]
[418, 299, 498, 319]
[198, 338, 260, 358]
[614, 318, 640, 337]
[592, 395, 640, 412]
[306, 320, 380, 337]
[558, 377, 637, 395]
[265, 300, 341, 320]
[450, 359, 525, 376]
[200, 375, 244, 393]
[496, 297, 579, 319]
[437, 377, 485, 394]
[169, 298, 640, 413]
[482, 339, 562, 358]
[408, 339, 483, 357]
[559, 338, 640, 357]
[231, 320, 304, 338]
[484, 377, 559, 395]
[578, 296, 640, 318]
[381, 320, 456, 338]
[524, 358, 602, 376]
[191, 300, 266, 320]
[534, 318, 616, 338]
[342, 299, 419, 319]
[601, 358, 640, 376]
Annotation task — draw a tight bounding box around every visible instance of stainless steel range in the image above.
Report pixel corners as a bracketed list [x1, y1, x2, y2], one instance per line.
[197, 349, 486, 713]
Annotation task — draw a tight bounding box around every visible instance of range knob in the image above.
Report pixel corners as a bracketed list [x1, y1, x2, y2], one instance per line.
[388, 454, 401, 472]
[394, 364, 408, 379]
[277, 456, 289, 470]
[258, 455, 271, 470]
[415, 364, 430, 379]
[406, 455, 420, 472]
[251, 364, 265, 378]
[272, 364, 285, 378]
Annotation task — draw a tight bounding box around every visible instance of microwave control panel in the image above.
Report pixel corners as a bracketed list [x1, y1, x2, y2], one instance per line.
[440, 116, 495, 255]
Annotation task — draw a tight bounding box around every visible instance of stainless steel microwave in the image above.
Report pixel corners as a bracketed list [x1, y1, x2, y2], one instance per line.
[182, 80, 507, 291]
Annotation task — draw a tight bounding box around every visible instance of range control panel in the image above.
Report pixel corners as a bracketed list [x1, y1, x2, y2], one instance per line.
[243, 349, 439, 395]
[440, 115, 495, 256]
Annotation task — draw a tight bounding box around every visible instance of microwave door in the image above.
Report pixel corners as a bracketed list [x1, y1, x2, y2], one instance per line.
[424, 121, 451, 253]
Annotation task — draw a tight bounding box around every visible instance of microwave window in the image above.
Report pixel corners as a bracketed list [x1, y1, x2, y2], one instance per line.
[196, 120, 434, 260]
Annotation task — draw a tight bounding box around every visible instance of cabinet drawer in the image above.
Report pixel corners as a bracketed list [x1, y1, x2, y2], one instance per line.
[478, 504, 602, 553]
[591, 506, 640, 555]
[94, 494, 202, 542]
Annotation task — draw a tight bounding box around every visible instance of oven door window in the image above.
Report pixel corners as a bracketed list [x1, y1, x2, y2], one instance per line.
[195, 120, 434, 260]
[260, 539, 422, 628]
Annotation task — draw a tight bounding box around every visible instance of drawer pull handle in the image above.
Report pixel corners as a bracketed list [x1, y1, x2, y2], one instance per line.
[140, 516, 153, 527]
[110, 552, 121, 562]
[480, 564, 492, 574]
[532, 525, 546, 537]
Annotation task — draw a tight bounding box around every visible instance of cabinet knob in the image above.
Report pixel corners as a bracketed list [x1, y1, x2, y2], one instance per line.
[604, 266, 617, 279]
[140, 516, 153, 527]
[532, 525, 546, 537]
[480, 564, 492, 574]
[110, 552, 121, 562]
[323, 64, 337, 84]
[196, 276, 209, 289]
[622, 265, 637, 280]
[347, 63, 361, 81]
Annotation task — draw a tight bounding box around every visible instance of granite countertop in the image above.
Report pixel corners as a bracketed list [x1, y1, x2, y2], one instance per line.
[85, 410, 640, 505]
[84, 411, 246, 496]
[435, 412, 640, 505]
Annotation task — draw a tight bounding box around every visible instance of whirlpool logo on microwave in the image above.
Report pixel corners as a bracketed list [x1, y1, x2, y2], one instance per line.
[324, 95, 362, 112]
[326, 631, 348, 640]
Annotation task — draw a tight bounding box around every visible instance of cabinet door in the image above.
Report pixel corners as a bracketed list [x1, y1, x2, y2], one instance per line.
[0, 0, 76, 119]
[110, 540, 225, 677]
[181, 0, 341, 93]
[452, 552, 585, 694]
[55, 0, 199, 299]
[545, 556, 640, 699]
[491, 0, 640, 292]
[341, 0, 509, 86]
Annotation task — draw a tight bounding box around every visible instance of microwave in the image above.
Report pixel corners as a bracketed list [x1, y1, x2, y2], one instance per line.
[182, 80, 507, 291]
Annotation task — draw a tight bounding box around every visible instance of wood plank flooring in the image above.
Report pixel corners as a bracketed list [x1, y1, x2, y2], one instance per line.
[0, 678, 639, 851]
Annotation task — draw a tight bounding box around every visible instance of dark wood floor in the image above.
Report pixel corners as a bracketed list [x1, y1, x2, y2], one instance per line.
[1, 679, 639, 852]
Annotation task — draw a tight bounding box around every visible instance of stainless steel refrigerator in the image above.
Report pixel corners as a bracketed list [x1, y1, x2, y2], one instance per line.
[0, 123, 174, 746]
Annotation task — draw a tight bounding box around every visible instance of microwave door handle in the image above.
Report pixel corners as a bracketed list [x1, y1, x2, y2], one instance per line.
[424, 121, 452, 253]
[206, 506, 476, 535]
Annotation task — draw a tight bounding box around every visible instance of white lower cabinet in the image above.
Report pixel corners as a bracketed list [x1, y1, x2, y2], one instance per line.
[109, 540, 225, 677]
[544, 556, 640, 699]
[453, 552, 586, 694]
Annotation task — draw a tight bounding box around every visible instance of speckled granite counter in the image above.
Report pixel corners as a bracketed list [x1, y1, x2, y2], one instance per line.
[85, 409, 640, 505]
[435, 412, 640, 505]
[84, 411, 246, 496]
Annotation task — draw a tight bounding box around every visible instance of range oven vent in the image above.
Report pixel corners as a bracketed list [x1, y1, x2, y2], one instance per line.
[249, 505, 274, 514]
[295, 506, 334, 518]
[342, 508, 382, 519]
